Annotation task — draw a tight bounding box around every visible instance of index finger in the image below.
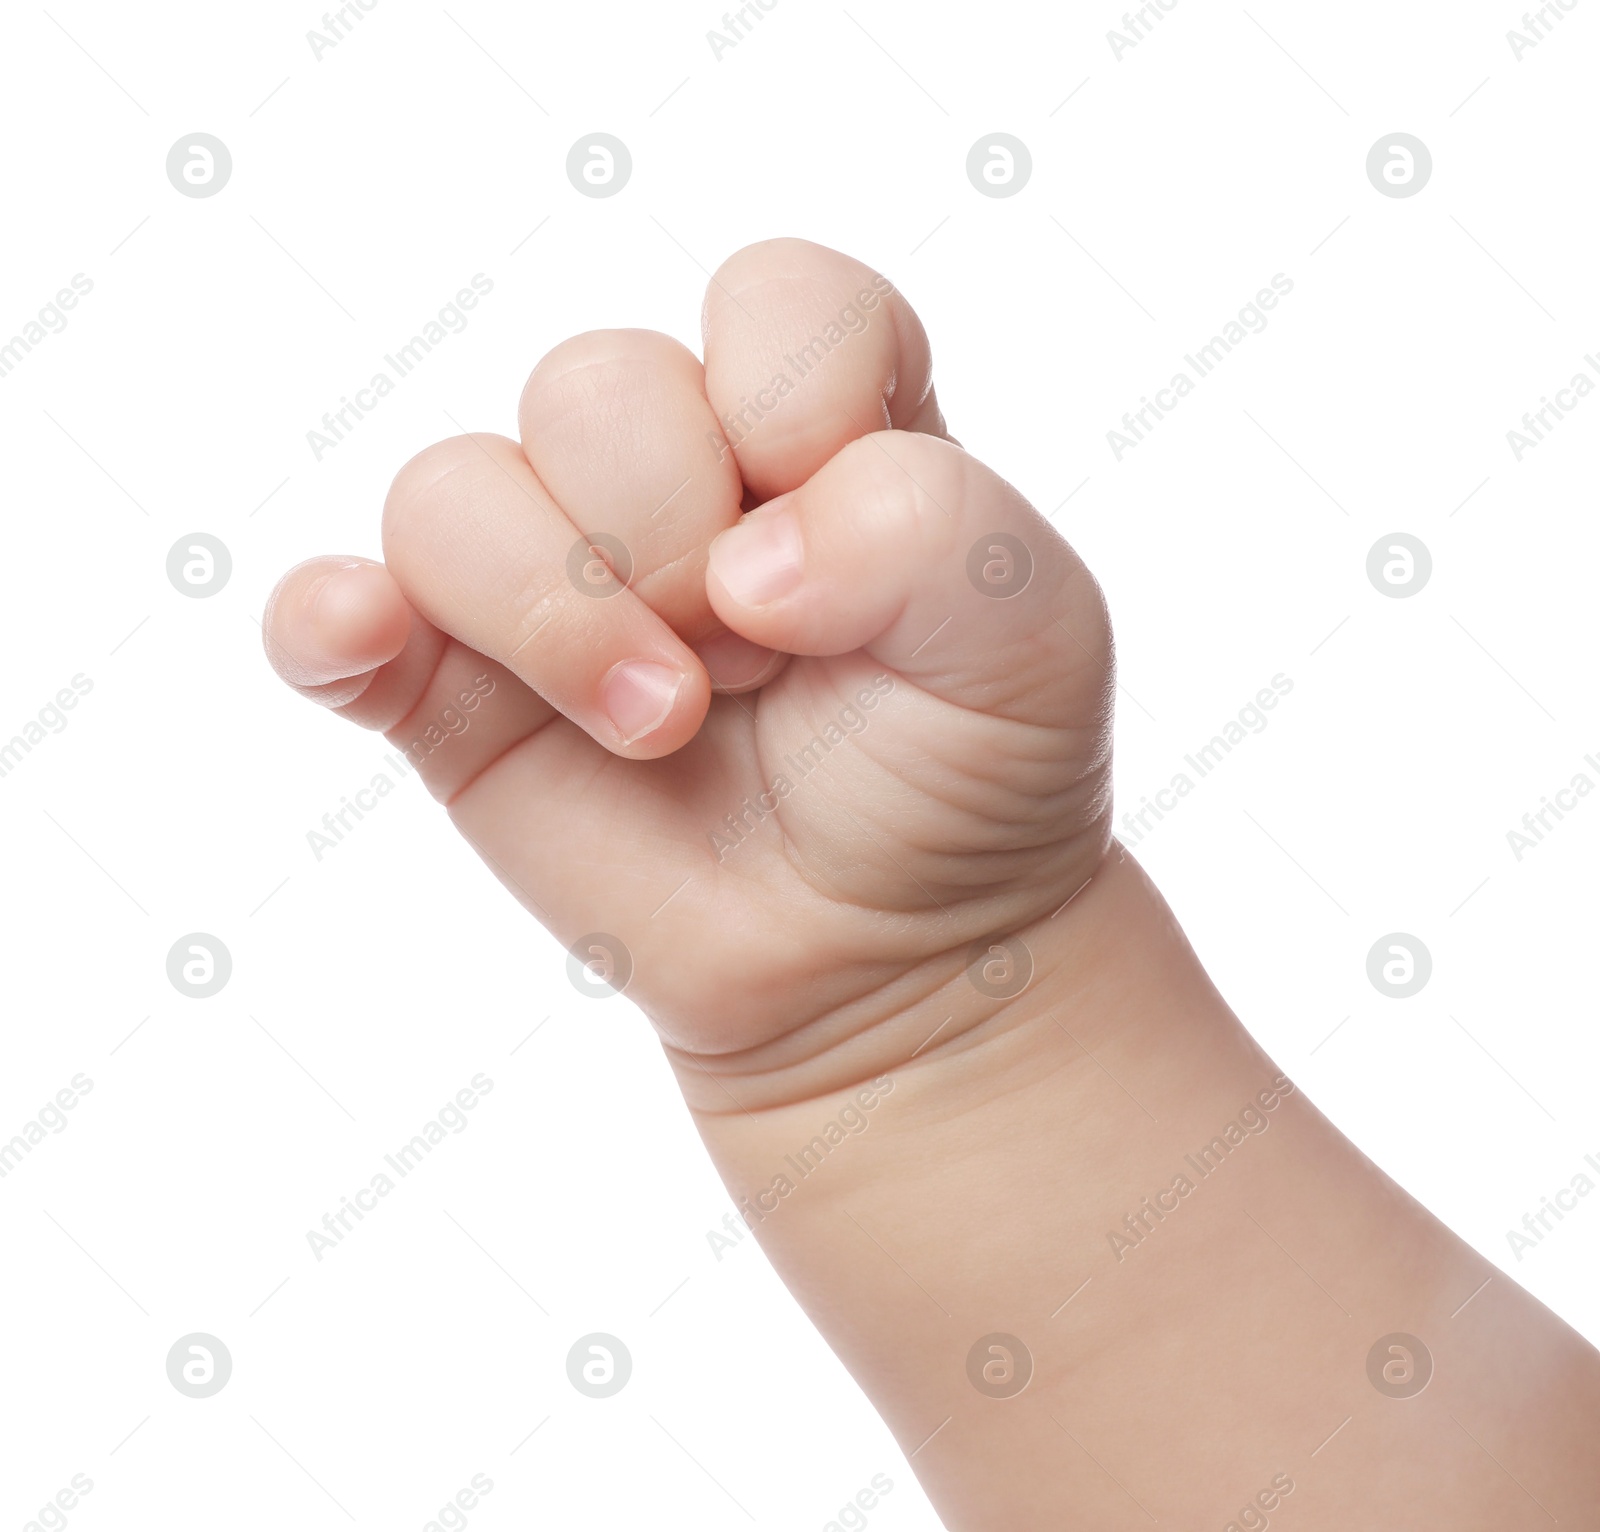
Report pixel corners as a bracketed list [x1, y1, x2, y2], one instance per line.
[701, 238, 950, 501]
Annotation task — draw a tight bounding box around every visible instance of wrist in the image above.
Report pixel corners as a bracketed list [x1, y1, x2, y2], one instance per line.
[664, 827, 1135, 1118]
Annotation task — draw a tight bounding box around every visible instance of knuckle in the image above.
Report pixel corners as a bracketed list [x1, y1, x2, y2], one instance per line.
[840, 431, 967, 548]
[503, 566, 571, 661]
[520, 330, 697, 434]
[381, 434, 515, 552]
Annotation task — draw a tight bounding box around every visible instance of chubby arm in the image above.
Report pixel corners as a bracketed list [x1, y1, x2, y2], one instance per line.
[674, 848, 1600, 1530]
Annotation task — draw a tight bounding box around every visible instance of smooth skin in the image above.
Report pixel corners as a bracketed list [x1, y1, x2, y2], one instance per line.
[264, 239, 1600, 1528]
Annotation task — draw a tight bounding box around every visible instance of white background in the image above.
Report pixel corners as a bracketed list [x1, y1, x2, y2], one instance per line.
[2, 1, 1597, 1528]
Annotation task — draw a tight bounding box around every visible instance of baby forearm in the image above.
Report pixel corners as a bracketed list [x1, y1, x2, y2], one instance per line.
[680, 848, 1600, 1528]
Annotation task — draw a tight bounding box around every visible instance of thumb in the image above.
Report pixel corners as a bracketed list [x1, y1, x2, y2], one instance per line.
[705, 431, 1112, 734]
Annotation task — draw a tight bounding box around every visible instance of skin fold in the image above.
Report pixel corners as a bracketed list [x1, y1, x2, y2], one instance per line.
[263, 237, 1600, 1529]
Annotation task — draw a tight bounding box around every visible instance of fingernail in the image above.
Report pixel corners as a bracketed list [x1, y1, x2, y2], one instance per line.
[306, 563, 383, 652]
[693, 629, 777, 690]
[603, 660, 684, 745]
[709, 509, 803, 607]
